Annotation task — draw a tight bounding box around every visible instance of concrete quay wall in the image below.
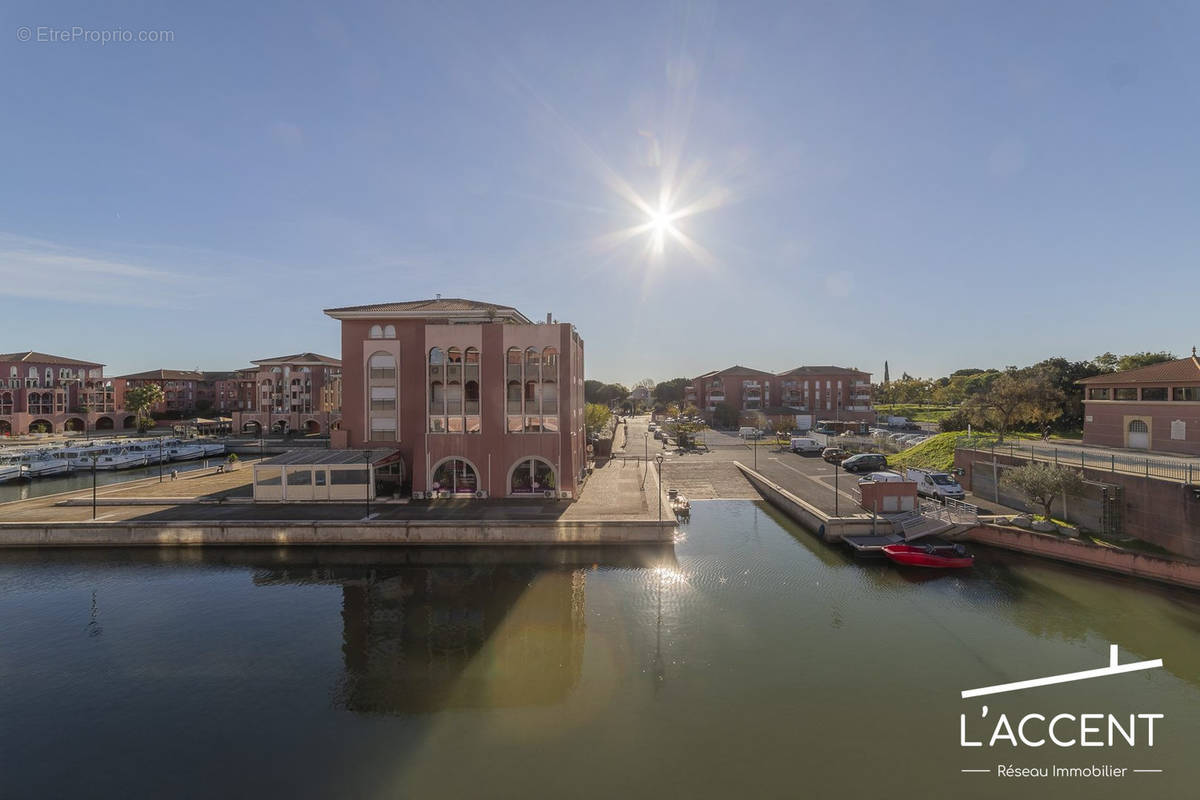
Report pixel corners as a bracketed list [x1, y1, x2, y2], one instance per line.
[965, 525, 1200, 591]
[0, 519, 673, 548]
[734, 461, 896, 541]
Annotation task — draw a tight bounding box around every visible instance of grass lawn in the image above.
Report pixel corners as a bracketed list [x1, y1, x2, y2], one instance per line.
[875, 404, 959, 423]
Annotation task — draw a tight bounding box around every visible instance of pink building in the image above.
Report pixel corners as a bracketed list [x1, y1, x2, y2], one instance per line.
[324, 298, 586, 499]
[0, 351, 129, 435]
[231, 353, 343, 435]
[685, 364, 875, 425]
[1079, 351, 1200, 456]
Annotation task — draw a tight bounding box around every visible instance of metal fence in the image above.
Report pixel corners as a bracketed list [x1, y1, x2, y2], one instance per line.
[957, 437, 1198, 484]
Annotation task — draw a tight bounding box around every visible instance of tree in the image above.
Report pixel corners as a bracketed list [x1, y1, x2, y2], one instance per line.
[1001, 462, 1084, 522]
[125, 384, 165, 433]
[963, 374, 1063, 441]
[1116, 351, 1176, 372]
[584, 403, 613, 437]
[712, 402, 738, 429]
[653, 377, 689, 406]
[883, 361, 889, 384]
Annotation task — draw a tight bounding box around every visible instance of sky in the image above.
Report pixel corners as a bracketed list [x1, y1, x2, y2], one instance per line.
[2, 0, 1198, 384]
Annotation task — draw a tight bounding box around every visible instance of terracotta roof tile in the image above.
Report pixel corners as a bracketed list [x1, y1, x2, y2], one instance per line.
[0, 351, 103, 367]
[1078, 356, 1200, 385]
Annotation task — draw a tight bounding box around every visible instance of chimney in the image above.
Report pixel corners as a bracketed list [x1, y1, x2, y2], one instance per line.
[546, 312, 552, 324]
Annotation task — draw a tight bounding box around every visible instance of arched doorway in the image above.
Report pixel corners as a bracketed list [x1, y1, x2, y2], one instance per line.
[431, 457, 480, 495]
[123, 416, 137, 429]
[508, 457, 556, 496]
[95, 416, 114, 430]
[64, 418, 85, 433]
[1128, 419, 1150, 449]
[303, 419, 321, 435]
[28, 419, 53, 434]
[242, 421, 262, 436]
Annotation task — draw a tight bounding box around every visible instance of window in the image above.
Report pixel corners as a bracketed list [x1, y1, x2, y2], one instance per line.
[331, 468, 370, 485]
[286, 469, 312, 486]
[370, 417, 397, 441]
[431, 458, 478, 494]
[383, 325, 395, 338]
[369, 352, 396, 380]
[429, 346, 480, 433]
[314, 470, 327, 486]
[1173, 387, 1200, 401]
[1114, 388, 1137, 401]
[1128, 420, 1148, 433]
[509, 457, 556, 494]
[370, 386, 396, 411]
[257, 468, 282, 486]
[1141, 387, 1168, 401]
[369, 325, 383, 339]
[1087, 388, 1110, 400]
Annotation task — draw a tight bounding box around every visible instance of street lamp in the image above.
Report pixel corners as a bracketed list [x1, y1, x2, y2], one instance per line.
[365, 449, 372, 520]
[158, 435, 164, 482]
[90, 452, 99, 520]
[833, 458, 840, 517]
[655, 453, 664, 526]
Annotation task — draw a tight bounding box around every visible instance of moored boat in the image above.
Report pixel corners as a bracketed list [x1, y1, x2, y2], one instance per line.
[95, 447, 149, 470]
[16, 450, 75, 478]
[0, 457, 24, 483]
[165, 440, 205, 461]
[882, 542, 974, 569]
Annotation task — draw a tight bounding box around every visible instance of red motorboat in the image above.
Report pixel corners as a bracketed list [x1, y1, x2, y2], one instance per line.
[882, 542, 974, 569]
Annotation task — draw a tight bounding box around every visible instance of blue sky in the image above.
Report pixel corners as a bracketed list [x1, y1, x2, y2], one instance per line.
[2, 0, 1197, 383]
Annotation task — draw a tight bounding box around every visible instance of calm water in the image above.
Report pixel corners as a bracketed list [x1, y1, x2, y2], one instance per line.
[1, 500, 1198, 799]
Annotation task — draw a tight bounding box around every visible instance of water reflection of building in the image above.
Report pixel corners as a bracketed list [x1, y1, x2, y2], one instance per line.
[257, 561, 587, 713]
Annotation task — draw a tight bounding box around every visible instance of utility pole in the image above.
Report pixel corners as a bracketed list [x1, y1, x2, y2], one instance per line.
[655, 453, 664, 526]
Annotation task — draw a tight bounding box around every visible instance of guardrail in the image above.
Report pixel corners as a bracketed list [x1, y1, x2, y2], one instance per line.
[957, 437, 1198, 484]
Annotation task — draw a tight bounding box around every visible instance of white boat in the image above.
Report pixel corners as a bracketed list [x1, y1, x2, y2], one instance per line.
[165, 440, 205, 461]
[95, 447, 149, 470]
[17, 450, 74, 478]
[199, 441, 225, 457]
[0, 457, 24, 483]
[128, 441, 170, 464]
[59, 444, 114, 468]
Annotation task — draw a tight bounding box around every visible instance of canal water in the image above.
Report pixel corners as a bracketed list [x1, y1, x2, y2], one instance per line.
[1, 500, 1197, 799]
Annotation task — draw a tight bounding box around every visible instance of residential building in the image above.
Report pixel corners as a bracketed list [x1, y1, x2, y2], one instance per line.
[1078, 350, 1200, 456]
[685, 364, 875, 426]
[0, 351, 128, 435]
[231, 353, 343, 435]
[323, 297, 586, 498]
[117, 369, 212, 417]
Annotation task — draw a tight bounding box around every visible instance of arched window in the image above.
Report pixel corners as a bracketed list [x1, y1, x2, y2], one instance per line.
[465, 347, 480, 364]
[446, 347, 462, 363]
[1129, 420, 1148, 433]
[383, 325, 395, 338]
[431, 458, 479, 494]
[542, 347, 558, 372]
[509, 457, 556, 495]
[525, 347, 540, 378]
[369, 325, 383, 339]
[429, 348, 445, 365]
[369, 352, 396, 380]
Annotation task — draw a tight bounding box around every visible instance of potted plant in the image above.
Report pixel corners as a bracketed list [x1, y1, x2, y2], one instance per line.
[226, 453, 241, 471]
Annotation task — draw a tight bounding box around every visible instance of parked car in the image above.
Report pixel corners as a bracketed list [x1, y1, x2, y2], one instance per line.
[648, 422, 657, 432]
[815, 427, 835, 435]
[906, 468, 966, 500]
[790, 437, 823, 454]
[857, 470, 906, 485]
[840, 453, 888, 473]
[821, 447, 850, 463]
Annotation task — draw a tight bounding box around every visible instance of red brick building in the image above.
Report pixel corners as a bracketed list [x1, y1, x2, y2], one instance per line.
[0, 351, 129, 435]
[1079, 351, 1200, 456]
[231, 353, 343, 435]
[324, 298, 586, 498]
[685, 364, 875, 426]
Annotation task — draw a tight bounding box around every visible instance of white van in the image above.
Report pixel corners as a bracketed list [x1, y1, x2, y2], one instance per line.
[738, 427, 758, 439]
[789, 437, 822, 454]
[906, 468, 966, 500]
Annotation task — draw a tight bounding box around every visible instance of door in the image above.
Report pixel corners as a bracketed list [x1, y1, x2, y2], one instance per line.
[1127, 419, 1149, 449]
[312, 469, 329, 500]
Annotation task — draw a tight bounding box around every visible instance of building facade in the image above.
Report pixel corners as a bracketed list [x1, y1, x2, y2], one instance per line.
[1079, 352, 1200, 456]
[325, 298, 586, 498]
[685, 364, 875, 426]
[230, 353, 343, 435]
[0, 351, 129, 435]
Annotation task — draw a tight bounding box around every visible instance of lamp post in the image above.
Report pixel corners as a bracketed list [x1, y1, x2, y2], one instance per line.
[833, 458, 840, 517]
[365, 449, 372, 520]
[655, 453, 664, 526]
[158, 435, 164, 482]
[90, 453, 99, 520]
